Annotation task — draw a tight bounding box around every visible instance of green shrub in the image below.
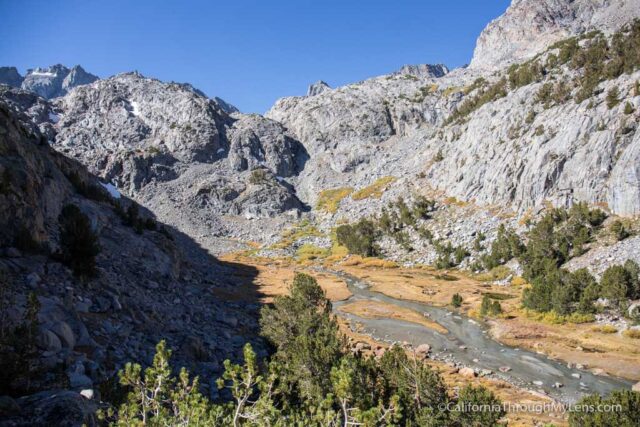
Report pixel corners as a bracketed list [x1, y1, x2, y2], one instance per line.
[624, 102, 635, 115]
[611, 220, 630, 241]
[445, 78, 508, 124]
[569, 390, 640, 426]
[606, 87, 620, 109]
[451, 293, 463, 308]
[59, 204, 100, 278]
[336, 219, 380, 257]
[248, 168, 269, 185]
[482, 224, 524, 270]
[480, 295, 503, 317]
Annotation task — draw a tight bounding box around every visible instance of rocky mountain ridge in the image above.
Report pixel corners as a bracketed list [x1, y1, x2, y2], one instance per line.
[0, 64, 99, 99]
[471, 0, 640, 70]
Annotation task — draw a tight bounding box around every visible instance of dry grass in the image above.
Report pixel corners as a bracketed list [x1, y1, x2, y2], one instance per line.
[271, 220, 324, 249]
[316, 187, 354, 213]
[624, 329, 640, 339]
[296, 244, 329, 261]
[340, 256, 398, 269]
[474, 265, 512, 282]
[591, 325, 618, 334]
[351, 176, 396, 200]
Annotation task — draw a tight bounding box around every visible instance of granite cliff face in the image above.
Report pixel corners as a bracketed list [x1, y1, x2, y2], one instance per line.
[470, 0, 640, 70]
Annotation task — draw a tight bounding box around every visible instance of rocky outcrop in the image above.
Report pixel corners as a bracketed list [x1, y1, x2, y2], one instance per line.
[0, 67, 24, 88]
[20, 64, 98, 99]
[35, 73, 304, 249]
[470, 0, 640, 70]
[307, 81, 331, 96]
[395, 64, 449, 78]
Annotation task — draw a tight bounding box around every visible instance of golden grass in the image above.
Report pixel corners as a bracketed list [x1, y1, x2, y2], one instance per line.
[510, 276, 528, 287]
[316, 187, 354, 213]
[351, 176, 397, 201]
[624, 329, 640, 339]
[296, 244, 329, 261]
[591, 325, 618, 334]
[521, 309, 595, 325]
[474, 265, 512, 282]
[340, 256, 398, 269]
[270, 220, 324, 250]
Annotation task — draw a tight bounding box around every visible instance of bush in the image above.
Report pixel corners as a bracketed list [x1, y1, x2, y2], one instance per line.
[451, 293, 463, 308]
[623, 329, 640, 339]
[569, 390, 640, 426]
[591, 325, 618, 333]
[482, 224, 524, 270]
[611, 220, 630, 241]
[249, 168, 269, 184]
[606, 87, 620, 109]
[480, 295, 503, 317]
[624, 102, 635, 115]
[336, 219, 380, 257]
[600, 262, 640, 308]
[58, 204, 100, 278]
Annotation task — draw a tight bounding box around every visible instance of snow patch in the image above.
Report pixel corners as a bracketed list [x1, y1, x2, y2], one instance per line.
[130, 101, 141, 117]
[100, 182, 121, 199]
[30, 71, 56, 77]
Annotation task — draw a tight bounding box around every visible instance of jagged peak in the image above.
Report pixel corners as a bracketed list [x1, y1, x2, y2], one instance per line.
[307, 80, 331, 97]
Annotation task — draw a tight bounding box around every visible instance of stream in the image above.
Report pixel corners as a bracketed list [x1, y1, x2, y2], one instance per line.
[326, 269, 633, 404]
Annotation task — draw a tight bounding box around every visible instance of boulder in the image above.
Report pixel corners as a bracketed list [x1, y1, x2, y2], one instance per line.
[25, 272, 41, 287]
[79, 389, 95, 400]
[50, 321, 76, 349]
[36, 329, 62, 352]
[459, 367, 477, 378]
[416, 343, 431, 354]
[68, 373, 93, 388]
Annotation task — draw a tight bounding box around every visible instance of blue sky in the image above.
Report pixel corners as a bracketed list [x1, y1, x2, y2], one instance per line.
[0, 0, 510, 113]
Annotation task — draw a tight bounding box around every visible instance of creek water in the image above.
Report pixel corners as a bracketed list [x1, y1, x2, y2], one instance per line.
[327, 269, 633, 404]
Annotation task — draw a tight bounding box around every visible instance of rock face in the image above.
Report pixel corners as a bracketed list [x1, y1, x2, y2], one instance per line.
[20, 64, 99, 99]
[0, 95, 268, 424]
[395, 64, 449, 78]
[307, 81, 331, 96]
[0, 66, 24, 88]
[44, 74, 305, 249]
[470, 0, 640, 70]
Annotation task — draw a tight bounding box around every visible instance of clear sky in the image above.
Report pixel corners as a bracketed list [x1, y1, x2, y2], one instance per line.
[0, 0, 510, 113]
